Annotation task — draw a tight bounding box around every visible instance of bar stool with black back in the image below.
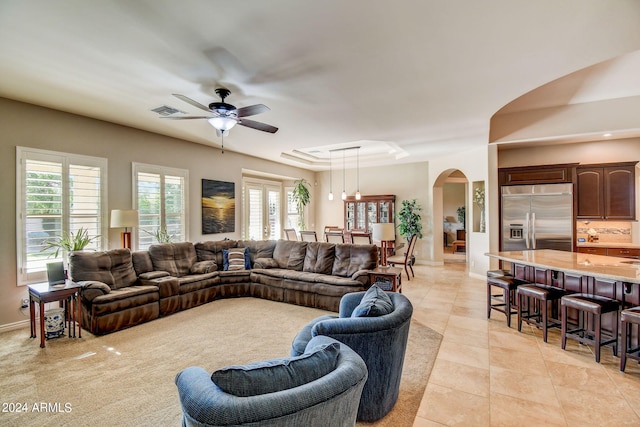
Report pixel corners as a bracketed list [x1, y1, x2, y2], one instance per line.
[620, 306, 640, 372]
[517, 282, 567, 342]
[561, 277, 621, 363]
[487, 274, 529, 328]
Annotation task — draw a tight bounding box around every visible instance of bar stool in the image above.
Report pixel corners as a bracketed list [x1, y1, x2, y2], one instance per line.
[487, 274, 529, 328]
[620, 306, 640, 372]
[561, 293, 620, 363]
[517, 283, 567, 342]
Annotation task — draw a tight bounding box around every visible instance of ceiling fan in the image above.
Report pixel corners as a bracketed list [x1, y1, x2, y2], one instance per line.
[163, 88, 278, 137]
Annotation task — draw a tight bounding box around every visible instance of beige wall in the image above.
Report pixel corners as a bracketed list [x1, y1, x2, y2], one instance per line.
[0, 97, 314, 329]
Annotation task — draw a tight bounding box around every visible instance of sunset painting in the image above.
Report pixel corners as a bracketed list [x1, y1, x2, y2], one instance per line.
[202, 179, 235, 234]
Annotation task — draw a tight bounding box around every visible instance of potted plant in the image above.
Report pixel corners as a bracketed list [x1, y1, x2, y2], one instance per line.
[291, 178, 311, 231]
[144, 228, 175, 244]
[456, 206, 465, 228]
[397, 199, 423, 242]
[42, 227, 99, 258]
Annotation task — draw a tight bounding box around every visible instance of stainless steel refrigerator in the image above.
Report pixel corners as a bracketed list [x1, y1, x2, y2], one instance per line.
[501, 183, 573, 251]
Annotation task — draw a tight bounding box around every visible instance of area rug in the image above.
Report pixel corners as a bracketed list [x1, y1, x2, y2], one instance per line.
[0, 297, 441, 427]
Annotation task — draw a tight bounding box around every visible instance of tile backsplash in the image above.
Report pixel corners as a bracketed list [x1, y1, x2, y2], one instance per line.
[576, 221, 632, 244]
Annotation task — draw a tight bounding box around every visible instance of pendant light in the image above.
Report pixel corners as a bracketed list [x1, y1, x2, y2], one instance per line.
[328, 150, 334, 201]
[355, 147, 361, 200]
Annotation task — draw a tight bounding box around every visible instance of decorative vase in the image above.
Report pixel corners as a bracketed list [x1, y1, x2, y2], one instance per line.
[480, 209, 486, 233]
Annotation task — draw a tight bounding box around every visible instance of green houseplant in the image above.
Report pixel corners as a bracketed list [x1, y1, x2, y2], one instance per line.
[456, 206, 465, 228]
[291, 179, 311, 230]
[144, 228, 175, 244]
[396, 199, 423, 242]
[42, 227, 99, 258]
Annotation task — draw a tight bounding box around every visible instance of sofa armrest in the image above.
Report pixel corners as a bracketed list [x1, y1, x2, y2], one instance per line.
[253, 257, 279, 268]
[139, 271, 170, 280]
[138, 275, 179, 298]
[79, 281, 111, 303]
[351, 269, 371, 284]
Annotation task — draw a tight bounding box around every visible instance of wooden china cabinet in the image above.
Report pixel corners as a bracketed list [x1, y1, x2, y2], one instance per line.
[343, 195, 395, 234]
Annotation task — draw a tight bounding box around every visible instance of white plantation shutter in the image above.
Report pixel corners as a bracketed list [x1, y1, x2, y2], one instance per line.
[133, 163, 188, 250]
[247, 185, 263, 240]
[243, 179, 283, 240]
[17, 147, 106, 285]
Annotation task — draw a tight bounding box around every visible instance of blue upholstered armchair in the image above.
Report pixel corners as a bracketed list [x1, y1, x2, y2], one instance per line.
[291, 290, 413, 422]
[175, 335, 368, 427]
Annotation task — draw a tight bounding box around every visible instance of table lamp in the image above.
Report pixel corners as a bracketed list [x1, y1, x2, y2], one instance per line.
[372, 223, 395, 267]
[110, 209, 138, 249]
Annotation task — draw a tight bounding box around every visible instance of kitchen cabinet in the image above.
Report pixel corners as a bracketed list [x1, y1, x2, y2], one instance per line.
[498, 164, 575, 186]
[577, 246, 640, 259]
[576, 162, 637, 220]
[344, 195, 395, 233]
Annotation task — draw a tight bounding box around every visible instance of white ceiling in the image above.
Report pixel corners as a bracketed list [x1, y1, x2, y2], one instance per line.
[1, 0, 639, 170]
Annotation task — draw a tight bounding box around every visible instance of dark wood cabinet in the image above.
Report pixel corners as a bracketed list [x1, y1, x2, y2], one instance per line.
[576, 162, 636, 220]
[577, 246, 640, 259]
[344, 195, 395, 233]
[499, 164, 575, 186]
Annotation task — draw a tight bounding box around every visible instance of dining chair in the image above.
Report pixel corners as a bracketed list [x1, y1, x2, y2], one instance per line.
[387, 234, 417, 280]
[300, 231, 318, 242]
[351, 232, 372, 244]
[325, 231, 345, 243]
[284, 228, 298, 241]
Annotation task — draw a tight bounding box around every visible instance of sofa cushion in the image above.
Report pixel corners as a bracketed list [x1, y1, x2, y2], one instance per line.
[70, 249, 137, 290]
[211, 342, 340, 397]
[238, 240, 277, 265]
[332, 244, 378, 277]
[352, 285, 394, 317]
[194, 240, 238, 267]
[273, 240, 307, 271]
[222, 247, 251, 271]
[190, 260, 217, 274]
[148, 242, 197, 277]
[303, 242, 336, 275]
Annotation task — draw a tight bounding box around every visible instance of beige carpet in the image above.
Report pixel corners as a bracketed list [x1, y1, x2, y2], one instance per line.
[0, 297, 441, 427]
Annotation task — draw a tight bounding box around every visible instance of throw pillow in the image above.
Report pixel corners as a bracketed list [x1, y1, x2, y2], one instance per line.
[222, 247, 251, 271]
[211, 342, 340, 397]
[352, 284, 394, 317]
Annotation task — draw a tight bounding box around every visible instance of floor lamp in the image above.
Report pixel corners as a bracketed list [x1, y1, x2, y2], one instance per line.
[372, 223, 395, 267]
[110, 209, 138, 249]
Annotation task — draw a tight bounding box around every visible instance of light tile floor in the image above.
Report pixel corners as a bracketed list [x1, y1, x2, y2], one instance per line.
[400, 262, 640, 426]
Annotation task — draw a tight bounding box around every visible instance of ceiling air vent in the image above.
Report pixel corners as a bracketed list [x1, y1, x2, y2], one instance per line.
[151, 105, 183, 116]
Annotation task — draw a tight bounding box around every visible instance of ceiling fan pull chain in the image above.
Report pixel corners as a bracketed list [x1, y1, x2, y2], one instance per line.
[221, 134, 224, 154]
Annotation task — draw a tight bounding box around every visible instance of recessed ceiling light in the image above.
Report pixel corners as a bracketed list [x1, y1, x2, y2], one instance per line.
[603, 133, 612, 137]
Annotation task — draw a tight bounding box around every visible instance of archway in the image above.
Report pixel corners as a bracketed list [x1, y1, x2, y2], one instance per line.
[432, 168, 468, 264]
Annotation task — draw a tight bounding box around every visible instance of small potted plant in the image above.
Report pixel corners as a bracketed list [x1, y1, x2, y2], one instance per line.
[397, 199, 423, 242]
[42, 227, 99, 258]
[144, 228, 175, 244]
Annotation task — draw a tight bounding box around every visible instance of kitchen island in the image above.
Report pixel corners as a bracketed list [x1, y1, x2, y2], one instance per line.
[486, 249, 640, 311]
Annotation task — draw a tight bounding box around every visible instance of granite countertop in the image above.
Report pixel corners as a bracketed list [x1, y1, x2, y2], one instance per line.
[486, 249, 640, 283]
[576, 242, 640, 249]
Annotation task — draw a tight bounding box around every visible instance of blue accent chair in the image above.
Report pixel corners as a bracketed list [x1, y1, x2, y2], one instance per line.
[291, 291, 413, 421]
[175, 335, 368, 427]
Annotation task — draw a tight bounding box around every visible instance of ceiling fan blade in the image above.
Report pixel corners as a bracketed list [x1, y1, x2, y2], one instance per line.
[161, 116, 212, 120]
[238, 118, 278, 133]
[235, 104, 270, 118]
[172, 94, 212, 113]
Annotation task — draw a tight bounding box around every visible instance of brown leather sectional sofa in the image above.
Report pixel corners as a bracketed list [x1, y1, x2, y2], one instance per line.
[69, 239, 378, 335]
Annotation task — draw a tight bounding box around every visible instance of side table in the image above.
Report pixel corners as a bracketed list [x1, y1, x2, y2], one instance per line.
[369, 267, 403, 293]
[28, 280, 82, 348]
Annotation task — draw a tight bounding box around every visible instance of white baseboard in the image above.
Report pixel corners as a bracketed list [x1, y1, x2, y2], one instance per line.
[0, 318, 31, 333]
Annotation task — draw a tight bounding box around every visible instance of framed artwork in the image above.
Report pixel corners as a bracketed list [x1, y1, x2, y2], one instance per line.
[202, 179, 235, 234]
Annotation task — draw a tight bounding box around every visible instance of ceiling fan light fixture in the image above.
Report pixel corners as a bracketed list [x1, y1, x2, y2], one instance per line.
[208, 116, 237, 132]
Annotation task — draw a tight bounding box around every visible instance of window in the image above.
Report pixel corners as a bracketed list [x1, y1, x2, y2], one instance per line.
[243, 178, 281, 240]
[16, 147, 107, 285]
[133, 163, 188, 250]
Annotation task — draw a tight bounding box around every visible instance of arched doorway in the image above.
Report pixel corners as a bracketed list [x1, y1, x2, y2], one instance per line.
[433, 169, 468, 264]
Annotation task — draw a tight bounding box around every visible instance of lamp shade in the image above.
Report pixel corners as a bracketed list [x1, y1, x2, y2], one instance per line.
[110, 209, 139, 228]
[208, 116, 237, 131]
[372, 223, 395, 241]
